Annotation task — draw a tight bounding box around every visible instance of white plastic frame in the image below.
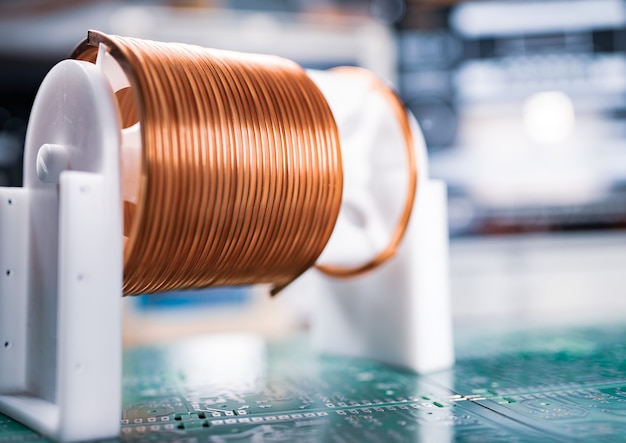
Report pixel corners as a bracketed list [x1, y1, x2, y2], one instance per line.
[0, 56, 122, 441]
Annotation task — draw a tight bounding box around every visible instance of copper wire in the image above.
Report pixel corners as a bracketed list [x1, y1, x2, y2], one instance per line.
[70, 31, 417, 295]
[72, 31, 343, 296]
[314, 67, 418, 278]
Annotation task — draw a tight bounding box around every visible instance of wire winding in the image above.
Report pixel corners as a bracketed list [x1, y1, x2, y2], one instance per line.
[72, 31, 343, 295]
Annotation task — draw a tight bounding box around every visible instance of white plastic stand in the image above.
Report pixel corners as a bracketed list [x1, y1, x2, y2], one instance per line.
[309, 178, 453, 373]
[0, 43, 453, 442]
[302, 71, 454, 373]
[0, 56, 123, 441]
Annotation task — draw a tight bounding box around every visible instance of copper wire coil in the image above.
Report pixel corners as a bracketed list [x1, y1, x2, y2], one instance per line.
[70, 31, 417, 295]
[72, 31, 343, 295]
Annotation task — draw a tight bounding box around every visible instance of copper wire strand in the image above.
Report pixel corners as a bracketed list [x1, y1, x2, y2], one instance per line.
[203, 51, 256, 285]
[151, 42, 194, 289]
[159, 44, 207, 289]
[202, 51, 264, 286]
[176, 45, 229, 288]
[272, 57, 332, 267]
[132, 38, 180, 293]
[270, 69, 331, 275]
[243, 64, 296, 282]
[189, 49, 237, 288]
[114, 38, 154, 293]
[169, 45, 227, 288]
[314, 67, 419, 278]
[164, 44, 206, 287]
[72, 31, 344, 295]
[218, 56, 275, 281]
[251, 64, 307, 272]
[226, 53, 325, 284]
[134, 38, 174, 293]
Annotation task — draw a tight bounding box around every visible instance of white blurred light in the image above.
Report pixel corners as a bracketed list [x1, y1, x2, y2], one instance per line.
[523, 91, 575, 145]
[171, 333, 266, 389]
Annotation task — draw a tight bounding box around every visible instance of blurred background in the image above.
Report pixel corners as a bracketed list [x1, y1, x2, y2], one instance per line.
[2, 0, 626, 341]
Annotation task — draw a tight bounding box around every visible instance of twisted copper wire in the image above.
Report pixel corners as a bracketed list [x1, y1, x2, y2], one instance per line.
[315, 67, 418, 278]
[72, 31, 343, 295]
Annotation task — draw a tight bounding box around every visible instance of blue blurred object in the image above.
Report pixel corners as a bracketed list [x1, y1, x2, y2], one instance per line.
[136, 287, 249, 311]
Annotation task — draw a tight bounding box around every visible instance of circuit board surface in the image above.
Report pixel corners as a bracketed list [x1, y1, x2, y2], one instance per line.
[2, 324, 626, 442]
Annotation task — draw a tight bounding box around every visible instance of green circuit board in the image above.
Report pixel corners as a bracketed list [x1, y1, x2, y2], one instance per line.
[2, 324, 626, 442]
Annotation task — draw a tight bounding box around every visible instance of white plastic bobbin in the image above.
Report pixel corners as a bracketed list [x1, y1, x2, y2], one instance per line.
[0, 56, 123, 440]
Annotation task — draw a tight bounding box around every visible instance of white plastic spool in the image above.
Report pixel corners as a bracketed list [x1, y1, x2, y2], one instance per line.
[0, 42, 453, 442]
